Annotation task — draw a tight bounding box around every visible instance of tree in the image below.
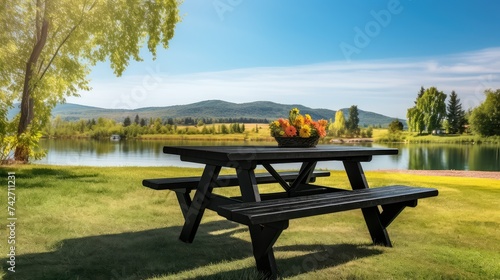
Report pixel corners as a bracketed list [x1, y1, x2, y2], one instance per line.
[446, 91, 466, 134]
[346, 105, 360, 136]
[388, 119, 404, 133]
[123, 117, 132, 127]
[406, 106, 425, 134]
[420, 87, 447, 133]
[1, 1, 181, 162]
[331, 110, 346, 137]
[134, 114, 140, 125]
[407, 87, 446, 134]
[469, 89, 500, 136]
[220, 124, 229, 134]
[407, 86, 429, 134]
[365, 126, 373, 138]
[416, 86, 425, 103]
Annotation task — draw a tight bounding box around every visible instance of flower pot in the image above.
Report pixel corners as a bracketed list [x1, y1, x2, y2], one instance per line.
[274, 136, 319, 148]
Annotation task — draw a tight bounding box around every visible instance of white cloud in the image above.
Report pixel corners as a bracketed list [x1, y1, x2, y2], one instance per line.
[67, 47, 500, 118]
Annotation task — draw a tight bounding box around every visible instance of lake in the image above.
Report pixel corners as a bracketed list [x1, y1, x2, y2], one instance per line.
[34, 139, 500, 171]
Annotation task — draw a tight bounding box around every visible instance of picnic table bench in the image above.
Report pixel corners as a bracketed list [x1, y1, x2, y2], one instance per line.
[143, 146, 439, 279]
[143, 170, 331, 218]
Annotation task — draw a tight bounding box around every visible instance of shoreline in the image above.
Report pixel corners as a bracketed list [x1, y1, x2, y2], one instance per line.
[374, 169, 500, 179]
[2, 162, 498, 180]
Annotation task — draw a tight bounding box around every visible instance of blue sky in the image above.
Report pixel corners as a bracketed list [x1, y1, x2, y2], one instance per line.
[67, 0, 500, 118]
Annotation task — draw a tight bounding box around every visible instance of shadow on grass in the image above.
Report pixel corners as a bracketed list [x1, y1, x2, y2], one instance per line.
[2, 220, 383, 280]
[11, 167, 103, 188]
[191, 244, 383, 279]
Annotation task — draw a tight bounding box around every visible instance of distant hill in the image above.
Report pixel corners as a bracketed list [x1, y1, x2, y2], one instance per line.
[8, 100, 403, 127]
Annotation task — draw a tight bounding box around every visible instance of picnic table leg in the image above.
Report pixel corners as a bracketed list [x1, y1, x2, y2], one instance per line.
[179, 164, 221, 243]
[236, 167, 281, 279]
[288, 161, 318, 193]
[175, 190, 192, 220]
[297, 161, 318, 184]
[249, 226, 280, 279]
[343, 160, 392, 247]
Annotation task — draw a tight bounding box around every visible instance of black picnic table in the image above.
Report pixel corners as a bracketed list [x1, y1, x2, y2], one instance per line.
[144, 145, 438, 279]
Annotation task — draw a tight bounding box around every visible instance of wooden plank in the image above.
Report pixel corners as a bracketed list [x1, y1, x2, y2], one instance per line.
[163, 146, 398, 164]
[142, 171, 330, 190]
[217, 186, 438, 226]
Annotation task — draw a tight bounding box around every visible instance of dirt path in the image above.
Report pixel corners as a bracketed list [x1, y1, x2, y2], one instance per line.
[375, 169, 500, 180]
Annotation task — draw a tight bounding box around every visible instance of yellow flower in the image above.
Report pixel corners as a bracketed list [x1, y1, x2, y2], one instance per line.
[299, 124, 311, 138]
[294, 115, 305, 127]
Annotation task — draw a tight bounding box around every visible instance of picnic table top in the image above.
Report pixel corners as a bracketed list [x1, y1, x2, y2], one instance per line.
[163, 145, 399, 163]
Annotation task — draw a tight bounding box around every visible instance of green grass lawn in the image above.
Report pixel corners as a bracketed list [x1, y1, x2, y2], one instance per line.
[0, 165, 499, 279]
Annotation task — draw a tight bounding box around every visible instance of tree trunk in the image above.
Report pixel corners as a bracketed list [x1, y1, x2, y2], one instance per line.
[14, 6, 49, 162]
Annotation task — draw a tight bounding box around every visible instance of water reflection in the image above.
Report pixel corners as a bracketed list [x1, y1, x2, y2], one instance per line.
[404, 144, 500, 171]
[35, 139, 500, 171]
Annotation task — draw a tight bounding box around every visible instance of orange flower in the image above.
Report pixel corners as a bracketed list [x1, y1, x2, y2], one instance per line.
[318, 119, 328, 127]
[284, 125, 297, 137]
[313, 122, 327, 137]
[304, 114, 313, 124]
[317, 126, 326, 137]
[278, 118, 289, 129]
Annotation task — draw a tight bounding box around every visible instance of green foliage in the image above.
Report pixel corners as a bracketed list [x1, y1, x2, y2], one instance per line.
[16, 130, 47, 160]
[330, 108, 373, 138]
[346, 105, 360, 136]
[220, 124, 229, 134]
[407, 107, 424, 134]
[0, 116, 16, 163]
[407, 87, 447, 134]
[401, 133, 500, 144]
[43, 116, 249, 139]
[229, 123, 245, 133]
[123, 116, 131, 127]
[388, 119, 404, 133]
[0, 95, 16, 162]
[0, 135, 16, 163]
[376, 132, 407, 143]
[359, 127, 373, 138]
[469, 89, 500, 136]
[446, 91, 466, 134]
